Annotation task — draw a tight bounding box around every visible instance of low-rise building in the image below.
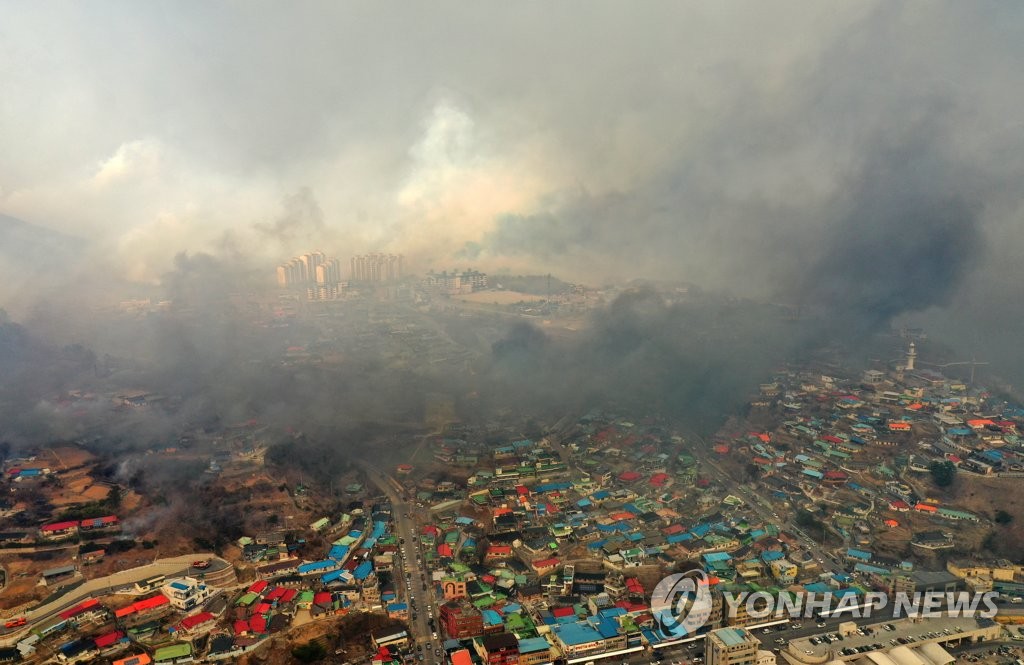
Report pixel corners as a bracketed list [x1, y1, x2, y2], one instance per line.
[153, 643, 193, 665]
[440, 602, 484, 639]
[161, 577, 214, 611]
[707, 627, 759, 665]
[477, 633, 519, 665]
[784, 615, 999, 664]
[516, 637, 552, 665]
[371, 628, 409, 650]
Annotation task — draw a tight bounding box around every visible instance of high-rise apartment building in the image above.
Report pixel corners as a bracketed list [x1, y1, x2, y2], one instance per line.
[276, 251, 345, 300]
[350, 254, 404, 282]
[315, 259, 341, 286]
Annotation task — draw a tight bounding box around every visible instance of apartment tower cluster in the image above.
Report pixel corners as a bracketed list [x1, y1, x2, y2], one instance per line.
[276, 251, 344, 300]
[350, 254, 404, 283]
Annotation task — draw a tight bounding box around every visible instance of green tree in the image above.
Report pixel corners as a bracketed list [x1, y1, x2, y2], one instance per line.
[929, 460, 956, 488]
[795, 509, 821, 529]
[995, 510, 1014, 525]
[106, 486, 123, 509]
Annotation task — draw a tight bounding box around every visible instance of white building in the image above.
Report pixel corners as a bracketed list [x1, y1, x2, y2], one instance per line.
[161, 577, 214, 611]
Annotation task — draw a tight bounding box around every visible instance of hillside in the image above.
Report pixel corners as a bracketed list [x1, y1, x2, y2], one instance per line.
[0, 213, 81, 263]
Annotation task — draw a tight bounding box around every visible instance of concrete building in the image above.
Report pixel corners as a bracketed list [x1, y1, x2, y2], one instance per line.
[277, 251, 346, 299]
[516, 637, 552, 665]
[708, 627, 760, 665]
[160, 577, 213, 611]
[477, 633, 519, 665]
[863, 370, 886, 385]
[890, 570, 962, 595]
[770, 559, 798, 585]
[351, 253, 404, 282]
[947, 559, 1021, 583]
[439, 602, 484, 639]
[371, 628, 409, 650]
[422, 269, 487, 294]
[782, 615, 1000, 664]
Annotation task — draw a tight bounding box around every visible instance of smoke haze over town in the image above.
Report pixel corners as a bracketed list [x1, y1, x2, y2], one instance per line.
[8, 6, 1024, 664]
[1, 1, 1024, 441]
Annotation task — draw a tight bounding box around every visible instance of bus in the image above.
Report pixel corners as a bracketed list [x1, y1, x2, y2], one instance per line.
[814, 601, 874, 621]
[748, 618, 791, 634]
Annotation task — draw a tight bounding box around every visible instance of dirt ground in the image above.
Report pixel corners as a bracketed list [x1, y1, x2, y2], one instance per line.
[453, 291, 546, 305]
[952, 473, 1024, 556]
[21, 446, 141, 509]
[48, 470, 109, 506]
[955, 474, 1024, 520]
[0, 554, 66, 609]
[42, 446, 95, 470]
[247, 612, 405, 665]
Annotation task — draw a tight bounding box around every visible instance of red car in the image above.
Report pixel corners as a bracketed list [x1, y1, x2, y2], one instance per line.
[4, 617, 26, 629]
[191, 560, 211, 569]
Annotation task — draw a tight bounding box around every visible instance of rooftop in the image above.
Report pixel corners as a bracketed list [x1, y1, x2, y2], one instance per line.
[711, 627, 755, 647]
[786, 615, 997, 663]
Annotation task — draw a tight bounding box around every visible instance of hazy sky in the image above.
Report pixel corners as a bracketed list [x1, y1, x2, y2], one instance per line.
[1, 1, 1022, 305]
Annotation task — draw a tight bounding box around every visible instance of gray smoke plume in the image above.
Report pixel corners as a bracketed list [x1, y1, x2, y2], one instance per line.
[252, 187, 326, 246]
[798, 133, 986, 338]
[1, 1, 1023, 454]
[481, 287, 794, 433]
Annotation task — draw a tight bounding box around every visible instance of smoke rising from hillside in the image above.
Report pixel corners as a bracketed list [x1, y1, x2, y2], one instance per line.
[1, 2, 1023, 452]
[481, 289, 795, 432]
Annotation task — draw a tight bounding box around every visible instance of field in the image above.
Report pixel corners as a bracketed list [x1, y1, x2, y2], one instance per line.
[453, 290, 546, 304]
[0, 550, 75, 610]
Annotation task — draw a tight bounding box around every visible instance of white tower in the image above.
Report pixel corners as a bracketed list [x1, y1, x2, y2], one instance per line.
[906, 341, 916, 371]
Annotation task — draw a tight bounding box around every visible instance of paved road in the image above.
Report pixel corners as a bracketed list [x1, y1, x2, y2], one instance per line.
[0, 553, 228, 646]
[691, 443, 845, 577]
[361, 462, 444, 665]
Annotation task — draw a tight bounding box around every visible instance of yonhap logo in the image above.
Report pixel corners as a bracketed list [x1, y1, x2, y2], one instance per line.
[651, 570, 714, 637]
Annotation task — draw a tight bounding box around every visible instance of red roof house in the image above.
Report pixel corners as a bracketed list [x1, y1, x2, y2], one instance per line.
[179, 612, 215, 631]
[93, 630, 125, 649]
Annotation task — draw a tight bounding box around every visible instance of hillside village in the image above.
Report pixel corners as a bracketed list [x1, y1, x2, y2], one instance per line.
[1, 343, 1024, 665]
